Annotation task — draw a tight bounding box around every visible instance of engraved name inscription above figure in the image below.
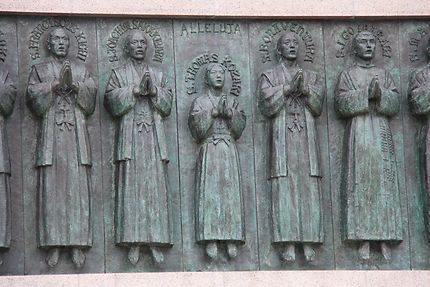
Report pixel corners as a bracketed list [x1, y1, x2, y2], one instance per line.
[258, 22, 316, 64]
[185, 53, 241, 96]
[0, 31, 6, 63]
[105, 19, 164, 63]
[335, 31, 402, 261]
[188, 62, 246, 260]
[26, 27, 96, 268]
[28, 18, 89, 61]
[408, 24, 430, 63]
[408, 36, 430, 238]
[335, 24, 392, 59]
[0, 47, 16, 265]
[258, 32, 325, 263]
[104, 30, 173, 265]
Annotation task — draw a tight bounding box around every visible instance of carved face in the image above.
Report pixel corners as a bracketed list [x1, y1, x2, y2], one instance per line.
[206, 64, 225, 89]
[47, 29, 70, 58]
[354, 32, 376, 60]
[277, 33, 299, 60]
[126, 32, 147, 60]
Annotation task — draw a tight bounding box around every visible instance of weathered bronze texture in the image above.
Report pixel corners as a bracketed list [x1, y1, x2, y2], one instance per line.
[26, 27, 96, 268]
[104, 30, 173, 265]
[257, 31, 325, 264]
[188, 62, 246, 260]
[335, 30, 402, 261]
[0, 36, 16, 264]
[0, 16, 430, 274]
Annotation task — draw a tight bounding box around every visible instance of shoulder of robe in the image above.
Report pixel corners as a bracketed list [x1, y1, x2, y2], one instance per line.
[411, 65, 430, 81]
[261, 64, 281, 80]
[147, 65, 164, 83]
[70, 61, 89, 79]
[32, 61, 51, 73]
[0, 70, 6, 83]
[111, 62, 128, 76]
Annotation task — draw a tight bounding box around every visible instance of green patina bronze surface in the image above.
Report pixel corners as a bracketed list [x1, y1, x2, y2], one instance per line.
[0, 16, 429, 274]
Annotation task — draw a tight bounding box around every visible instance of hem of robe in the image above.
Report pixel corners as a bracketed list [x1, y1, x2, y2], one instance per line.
[0, 173, 10, 248]
[196, 239, 245, 244]
[343, 236, 403, 242]
[343, 238, 403, 243]
[38, 244, 92, 249]
[115, 241, 173, 247]
[272, 240, 323, 245]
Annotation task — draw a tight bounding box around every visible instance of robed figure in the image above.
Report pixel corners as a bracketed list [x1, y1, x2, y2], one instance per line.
[26, 28, 96, 268]
[258, 32, 325, 263]
[0, 69, 16, 264]
[104, 31, 173, 265]
[188, 63, 246, 260]
[335, 31, 402, 261]
[408, 38, 430, 238]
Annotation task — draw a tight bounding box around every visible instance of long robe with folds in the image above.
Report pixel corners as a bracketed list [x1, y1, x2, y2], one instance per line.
[258, 62, 324, 244]
[335, 64, 402, 242]
[408, 65, 430, 236]
[188, 93, 246, 243]
[0, 70, 16, 248]
[105, 60, 172, 246]
[27, 58, 96, 247]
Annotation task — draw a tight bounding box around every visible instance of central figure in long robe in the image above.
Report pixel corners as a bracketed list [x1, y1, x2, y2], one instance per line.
[26, 28, 96, 268]
[0, 69, 16, 265]
[335, 31, 402, 261]
[188, 63, 246, 260]
[104, 30, 173, 265]
[258, 32, 325, 263]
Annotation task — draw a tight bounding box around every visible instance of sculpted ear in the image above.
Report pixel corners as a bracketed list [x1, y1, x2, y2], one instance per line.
[123, 44, 129, 57]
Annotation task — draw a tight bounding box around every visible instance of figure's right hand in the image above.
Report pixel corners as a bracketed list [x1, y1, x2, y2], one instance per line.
[292, 70, 303, 93]
[132, 85, 141, 96]
[368, 77, 381, 100]
[51, 80, 60, 92]
[211, 108, 219, 118]
[139, 72, 150, 96]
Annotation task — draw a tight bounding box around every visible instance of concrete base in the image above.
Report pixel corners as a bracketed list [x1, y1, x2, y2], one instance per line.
[0, 271, 429, 287]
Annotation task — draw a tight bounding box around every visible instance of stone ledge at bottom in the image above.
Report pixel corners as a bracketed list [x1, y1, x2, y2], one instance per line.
[0, 270, 429, 287]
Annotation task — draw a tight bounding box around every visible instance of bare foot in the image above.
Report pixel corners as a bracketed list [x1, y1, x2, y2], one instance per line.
[303, 244, 316, 262]
[46, 248, 60, 267]
[381, 242, 391, 261]
[281, 244, 295, 263]
[150, 246, 164, 264]
[358, 241, 370, 261]
[227, 242, 238, 259]
[71, 248, 85, 268]
[128, 246, 140, 265]
[205, 242, 218, 260]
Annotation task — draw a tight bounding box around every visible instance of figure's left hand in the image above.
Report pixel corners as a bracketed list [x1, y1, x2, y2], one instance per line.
[145, 72, 157, 97]
[60, 60, 73, 89]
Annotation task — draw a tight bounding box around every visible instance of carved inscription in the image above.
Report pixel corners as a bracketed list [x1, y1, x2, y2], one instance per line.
[28, 18, 88, 61]
[185, 53, 241, 96]
[180, 22, 241, 36]
[335, 24, 392, 58]
[408, 24, 430, 62]
[0, 30, 6, 62]
[258, 22, 315, 63]
[106, 20, 164, 63]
